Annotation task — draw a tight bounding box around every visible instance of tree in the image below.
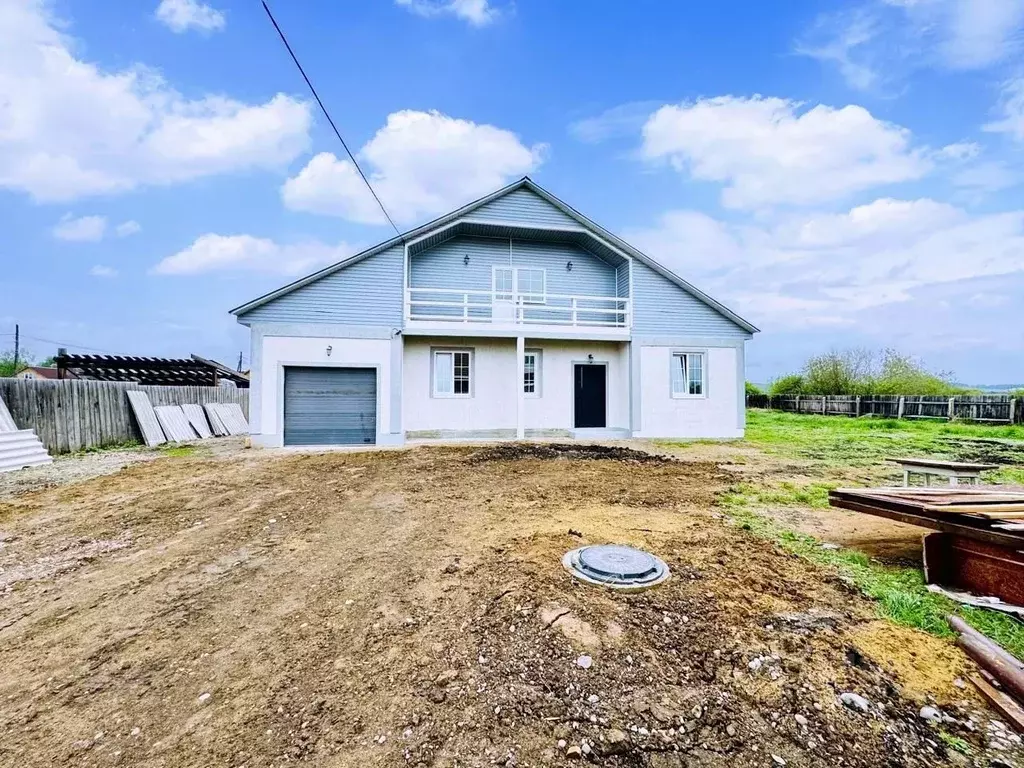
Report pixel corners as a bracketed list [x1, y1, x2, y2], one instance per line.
[745, 381, 765, 396]
[768, 374, 805, 395]
[0, 348, 32, 377]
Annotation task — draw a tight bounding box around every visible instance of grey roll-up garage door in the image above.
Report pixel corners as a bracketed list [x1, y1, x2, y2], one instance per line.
[283, 367, 377, 446]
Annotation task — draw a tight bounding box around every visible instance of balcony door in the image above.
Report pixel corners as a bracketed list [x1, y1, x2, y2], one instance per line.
[492, 267, 515, 321]
[492, 267, 546, 323]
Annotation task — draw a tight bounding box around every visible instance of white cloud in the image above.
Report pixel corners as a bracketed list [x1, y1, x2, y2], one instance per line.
[152, 234, 358, 276]
[115, 220, 142, 238]
[53, 214, 107, 242]
[568, 101, 662, 144]
[984, 78, 1024, 142]
[800, 0, 1024, 88]
[795, 10, 882, 91]
[640, 96, 932, 210]
[395, 0, 497, 26]
[155, 0, 225, 34]
[0, 0, 311, 202]
[624, 198, 1024, 329]
[282, 110, 546, 225]
[89, 265, 118, 278]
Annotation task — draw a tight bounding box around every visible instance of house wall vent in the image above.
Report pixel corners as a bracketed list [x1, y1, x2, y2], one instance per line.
[562, 544, 670, 590]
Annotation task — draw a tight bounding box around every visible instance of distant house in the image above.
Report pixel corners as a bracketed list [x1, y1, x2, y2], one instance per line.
[231, 178, 759, 448]
[14, 366, 67, 381]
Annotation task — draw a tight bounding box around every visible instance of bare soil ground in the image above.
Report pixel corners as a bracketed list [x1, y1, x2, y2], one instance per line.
[0, 442, 1017, 767]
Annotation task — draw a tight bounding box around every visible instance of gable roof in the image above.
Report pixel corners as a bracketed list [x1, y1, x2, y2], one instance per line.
[231, 178, 759, 334]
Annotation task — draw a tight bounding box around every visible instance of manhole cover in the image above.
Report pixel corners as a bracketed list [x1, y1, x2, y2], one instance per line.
[562, 544, 670, 590]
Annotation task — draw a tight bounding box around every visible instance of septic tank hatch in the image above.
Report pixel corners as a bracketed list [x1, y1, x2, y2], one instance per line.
[562, 544, 670, 590]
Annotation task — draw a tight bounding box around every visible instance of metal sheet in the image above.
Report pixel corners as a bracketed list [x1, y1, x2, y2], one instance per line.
[126, 391, 166, 447]
[181, 404, 213, 439]
[0, 430, 52, 473]
[215, 403, 249, 436]
[154, 405, 197, 443]
[0, 395, 16, 433]
[283, 367, 376, 446]
[204, 404, 229, 436]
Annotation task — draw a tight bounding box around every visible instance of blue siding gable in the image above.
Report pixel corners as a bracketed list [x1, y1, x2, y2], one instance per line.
[239, 244, 404, 325]
[467, 188, 580, 228]
[411, 236, 616, 297]
[631, 260, 751, 338]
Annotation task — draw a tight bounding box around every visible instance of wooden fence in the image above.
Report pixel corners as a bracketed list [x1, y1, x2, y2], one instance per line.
[0, 379, 249, 454]
[746, 393, 1022, 424]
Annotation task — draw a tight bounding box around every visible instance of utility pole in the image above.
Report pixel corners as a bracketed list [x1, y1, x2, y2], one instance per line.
[12, 324, 18, 373]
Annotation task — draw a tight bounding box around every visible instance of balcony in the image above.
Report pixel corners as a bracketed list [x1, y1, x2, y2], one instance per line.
[404, 288, 631, 338]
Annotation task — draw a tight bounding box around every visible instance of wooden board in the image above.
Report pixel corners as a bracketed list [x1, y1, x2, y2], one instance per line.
[888, 457, 999, 472]
[181, 404, 212, 439]
[969, 675, 1024, 733]
[204, 403, 229, 437]
[126, 391, 166, 447]
[154, 406, 197, 443]
[0, 395, 16, 433]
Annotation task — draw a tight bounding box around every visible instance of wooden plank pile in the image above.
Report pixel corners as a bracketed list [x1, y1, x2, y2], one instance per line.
[126, 392, 248, 446]
[0, 395, 52, 473]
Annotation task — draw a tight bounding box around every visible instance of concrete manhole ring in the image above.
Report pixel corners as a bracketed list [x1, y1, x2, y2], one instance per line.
[562, 544, 671, 591]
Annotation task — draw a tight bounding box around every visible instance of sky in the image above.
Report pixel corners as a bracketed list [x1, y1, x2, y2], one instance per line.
[2, 0, 1023, 385]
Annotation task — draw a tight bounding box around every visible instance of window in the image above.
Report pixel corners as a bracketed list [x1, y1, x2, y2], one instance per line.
[493, 267, 546, 304]
[434, 350, 472, 397]
[516, 268, 546, 304]
[671, 352, 705, 397]
[524, 350, 541, 396]
[493, 267, 513, 302]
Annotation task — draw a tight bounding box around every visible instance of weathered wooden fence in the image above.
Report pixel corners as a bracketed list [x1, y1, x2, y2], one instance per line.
[0, 379, 249, 454]
[747, 394, 1022, 424]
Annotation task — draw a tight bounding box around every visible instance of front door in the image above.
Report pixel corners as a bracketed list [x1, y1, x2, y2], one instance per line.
[574, 364, 606, 428]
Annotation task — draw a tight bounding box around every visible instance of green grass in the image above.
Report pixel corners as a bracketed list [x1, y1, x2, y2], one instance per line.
[158, 444, 198, 457]
[71, 440, 141, 456]
[743, 410, 1024, 469]
[696, 411, 1024, 658]
[937, 731, 973, 756]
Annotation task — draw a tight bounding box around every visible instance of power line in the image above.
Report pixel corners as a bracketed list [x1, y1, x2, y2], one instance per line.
[261, 1, 403, 240]
[21, 335, 116, 355]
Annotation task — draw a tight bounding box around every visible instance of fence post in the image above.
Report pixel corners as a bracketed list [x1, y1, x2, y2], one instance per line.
[948, 396, 955, 421]
[897, 396, 905, 419]
[821, 395, 826, 414]
[794, 395, 800, 413]
[855, 395, 861, 418]
[1011, 398, 1017, 425]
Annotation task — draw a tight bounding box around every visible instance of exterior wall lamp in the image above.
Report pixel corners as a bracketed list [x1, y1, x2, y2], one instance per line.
[566, 260, 573, 271]
[463, 254, 470, 266]
[326, 345, 333, 357]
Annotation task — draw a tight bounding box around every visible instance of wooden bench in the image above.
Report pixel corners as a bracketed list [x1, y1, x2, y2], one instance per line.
[888, 457, 998, 487]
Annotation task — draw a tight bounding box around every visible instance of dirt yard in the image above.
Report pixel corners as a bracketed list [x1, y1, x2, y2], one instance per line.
[0, 440, 1018, 767]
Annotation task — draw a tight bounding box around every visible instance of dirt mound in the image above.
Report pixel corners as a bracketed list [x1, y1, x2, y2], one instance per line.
[469, 442, 672, 464]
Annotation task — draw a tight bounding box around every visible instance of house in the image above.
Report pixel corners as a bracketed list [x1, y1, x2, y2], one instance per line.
[14, 366, 63, 381]
[231, 178, 758, 447]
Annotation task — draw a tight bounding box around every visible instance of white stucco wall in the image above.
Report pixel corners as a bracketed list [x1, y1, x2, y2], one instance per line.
[634, 345, 742, 439]
[403, 337, 629, 435]
[404, 337, 518, 433]
[256, 335, 393, 447]
[523, 341, 629, 431]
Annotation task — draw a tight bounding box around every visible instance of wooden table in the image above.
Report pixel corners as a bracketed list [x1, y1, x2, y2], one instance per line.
[888, 457, 998, 487]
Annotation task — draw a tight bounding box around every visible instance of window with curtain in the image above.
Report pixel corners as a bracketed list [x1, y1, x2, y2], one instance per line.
[671, 352, 705, 397]
[434, 350, 472, 397]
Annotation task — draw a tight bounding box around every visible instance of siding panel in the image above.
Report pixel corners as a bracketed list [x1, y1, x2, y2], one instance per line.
[631, 260, 750, 338]
[240, 245, 404, 325]
[468, 188, 580, 228]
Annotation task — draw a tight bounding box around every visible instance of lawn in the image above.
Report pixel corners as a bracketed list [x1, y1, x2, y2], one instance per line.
[695, 410, 1024, 657]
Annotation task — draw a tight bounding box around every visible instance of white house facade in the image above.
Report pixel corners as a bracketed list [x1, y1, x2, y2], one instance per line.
[231, 179, 758, 448]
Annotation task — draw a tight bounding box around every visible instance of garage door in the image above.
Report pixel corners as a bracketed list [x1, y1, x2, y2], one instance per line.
[283, 367, 377, 446]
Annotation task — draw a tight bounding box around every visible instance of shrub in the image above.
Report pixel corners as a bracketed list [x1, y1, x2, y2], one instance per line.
[745, 381, 765, 396]
[768, 374, 805, 395]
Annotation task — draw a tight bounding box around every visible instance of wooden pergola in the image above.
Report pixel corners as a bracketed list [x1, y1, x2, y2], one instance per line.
[55, 353, 249, 388]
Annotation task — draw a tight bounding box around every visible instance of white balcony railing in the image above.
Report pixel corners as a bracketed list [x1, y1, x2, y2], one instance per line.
[405, 287, 631, 329]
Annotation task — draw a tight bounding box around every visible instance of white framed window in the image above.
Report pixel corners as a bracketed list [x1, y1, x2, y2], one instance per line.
[516, 268, 546, 304]
[493, 267, 514, 302]
[433, 349, 472, 397]
[524, 349, 541, 396]
[671, 352, 705, 398]
[492, 267, 546, 304]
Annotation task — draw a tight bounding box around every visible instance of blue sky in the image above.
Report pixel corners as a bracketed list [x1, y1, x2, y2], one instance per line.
[2, 0, 1023, 385]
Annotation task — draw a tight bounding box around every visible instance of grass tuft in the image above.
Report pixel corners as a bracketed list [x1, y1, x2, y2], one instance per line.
[158, 444, 198, 458]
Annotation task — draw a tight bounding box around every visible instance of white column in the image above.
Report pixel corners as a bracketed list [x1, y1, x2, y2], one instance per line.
[516, 336, 525, 439]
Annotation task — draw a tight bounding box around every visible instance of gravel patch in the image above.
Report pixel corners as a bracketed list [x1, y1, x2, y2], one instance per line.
[0, 448, 158, 501]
